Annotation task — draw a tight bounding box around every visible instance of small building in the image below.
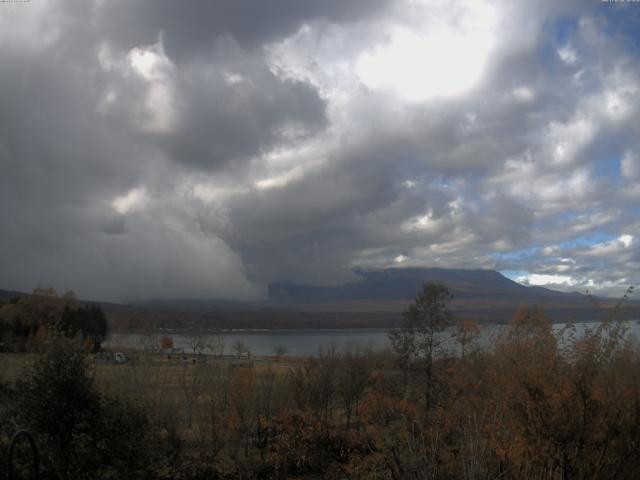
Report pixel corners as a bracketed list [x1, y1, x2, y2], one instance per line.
[94, 351, 114, 364]
[160, 347, 185, 360]
[94, 351, 128, 364]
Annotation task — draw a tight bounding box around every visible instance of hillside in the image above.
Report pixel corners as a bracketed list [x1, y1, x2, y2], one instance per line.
[269, 268, 565, 302]
[267, 268, 636, 323]
[2, 268, 638, 330]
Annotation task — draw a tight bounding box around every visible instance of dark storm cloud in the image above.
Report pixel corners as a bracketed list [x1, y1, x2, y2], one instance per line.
[0, 0, 638, 301]
[0, 0, 361, 300]
[163, 44, 327, 170]
[98, 0, 391, 61]
[0, 37, 141, 232]
[1, 0, 327, 299]
[221, 132, 535, 285]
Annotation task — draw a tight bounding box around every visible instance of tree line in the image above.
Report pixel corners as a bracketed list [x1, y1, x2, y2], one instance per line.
[1, 282, 639, 479]
[0, 287, 108, 352]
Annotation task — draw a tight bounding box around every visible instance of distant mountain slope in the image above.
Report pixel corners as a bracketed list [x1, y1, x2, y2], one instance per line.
[0, 288, 26, 302]
[267, 268, 638, 323]
[2, 269, 637, 330]
[269, 268, 576, 302]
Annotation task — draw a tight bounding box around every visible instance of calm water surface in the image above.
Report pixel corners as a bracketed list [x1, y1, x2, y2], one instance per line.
[105, 321, 640, 357]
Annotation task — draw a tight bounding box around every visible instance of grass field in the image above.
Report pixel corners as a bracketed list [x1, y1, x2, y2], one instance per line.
[1, 350, 302, 436]
[0, 353, 37, 384]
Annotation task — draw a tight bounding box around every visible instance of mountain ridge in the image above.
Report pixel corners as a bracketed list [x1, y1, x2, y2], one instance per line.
[268, 267, 586, 303]
[1, 268, 637, 330]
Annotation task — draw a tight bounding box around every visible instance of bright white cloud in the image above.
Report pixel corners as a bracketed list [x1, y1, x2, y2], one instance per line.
[549, 117, 596, 165]
[223, 72, 246, 85]
[619, 234, 633, 248]
[3, 0, 640, 300]
[517, 273, 577, 286]
[265, 0, 505, 105]
[394, 254, 409, 264]
[128, 40, 177, 133]
[255, 166, 306, 190]
[580, 234, 634, 257]
[356, 5, 497, 102]
[96, 38, 178, 134]
[111, 187, 149, 215]
[511, 86, 536, 104]
[557, 44, 578, 65]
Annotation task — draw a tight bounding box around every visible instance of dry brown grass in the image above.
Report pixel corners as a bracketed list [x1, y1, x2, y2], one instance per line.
[0, 353, 37, 383]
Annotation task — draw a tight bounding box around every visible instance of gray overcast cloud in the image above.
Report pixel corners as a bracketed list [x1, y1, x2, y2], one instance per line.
[1, 0, 639, 301]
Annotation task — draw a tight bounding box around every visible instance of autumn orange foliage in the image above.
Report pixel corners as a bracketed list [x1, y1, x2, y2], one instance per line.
[4, 288, 640, 479]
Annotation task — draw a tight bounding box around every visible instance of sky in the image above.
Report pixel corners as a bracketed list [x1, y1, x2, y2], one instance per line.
[1, 0, 639, 302]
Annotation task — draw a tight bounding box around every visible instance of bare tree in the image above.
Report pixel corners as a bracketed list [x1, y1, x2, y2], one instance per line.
[273, 344, 287, 361]
[210, 328, 226, 357]
[233, 340, 249, 358]
[337, 343, 372, 430]
[138, 320, 159, 352]
[255, 365, 278, 456]
[453, 319, 481, 359]
[195, 362, 230, 457]
[176, 362, 206, 428]
[302, 346, 338, 423]
[186, 322, 206, 360]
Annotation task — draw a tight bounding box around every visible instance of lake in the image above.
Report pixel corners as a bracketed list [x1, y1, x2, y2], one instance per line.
[104, 320, 640, 357]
